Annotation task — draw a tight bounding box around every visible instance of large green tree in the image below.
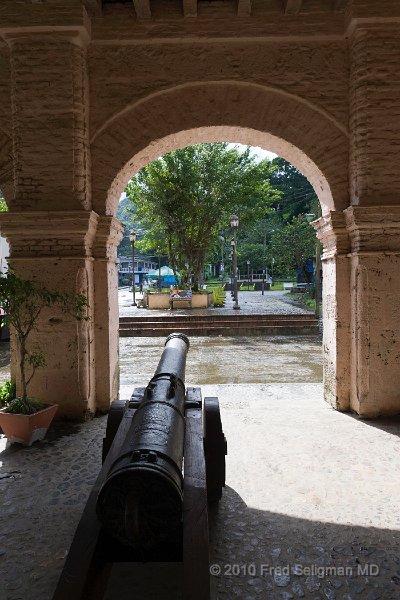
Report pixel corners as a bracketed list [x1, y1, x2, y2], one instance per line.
[232, 159, 319, 276]
[126, 143, 278, 290]
[269, 157, 317, 222]
[270, 216, 316, 283]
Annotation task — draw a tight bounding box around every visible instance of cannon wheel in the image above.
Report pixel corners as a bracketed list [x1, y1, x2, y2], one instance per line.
[102, 399, 129, 462]
[203, 397, 227, 503]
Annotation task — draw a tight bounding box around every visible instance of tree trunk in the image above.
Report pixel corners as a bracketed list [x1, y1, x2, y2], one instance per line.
[193, 272, 199, 292]
[168, 234, 179, 288]
[18, 337, 28, 402]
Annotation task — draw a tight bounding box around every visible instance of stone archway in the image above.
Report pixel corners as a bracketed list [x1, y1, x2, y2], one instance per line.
[90, 81, 349, 216]
[90, 81, 351, 415]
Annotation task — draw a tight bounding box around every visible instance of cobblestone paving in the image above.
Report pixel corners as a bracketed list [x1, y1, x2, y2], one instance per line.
[0, 417, 107, 600]
[206, 384, 400, 600]
[1, 384, 400, 599]
[1, 335, 399, 599]
[119, 288, 313, 318]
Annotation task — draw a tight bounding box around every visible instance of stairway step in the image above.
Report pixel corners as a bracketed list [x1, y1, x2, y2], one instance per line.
[119, 323, 319, 337]
[119, 313, 315, 323]
[119, 321, 318, 330]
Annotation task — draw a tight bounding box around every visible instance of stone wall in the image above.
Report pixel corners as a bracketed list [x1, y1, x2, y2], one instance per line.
[0, 0, 399, 417]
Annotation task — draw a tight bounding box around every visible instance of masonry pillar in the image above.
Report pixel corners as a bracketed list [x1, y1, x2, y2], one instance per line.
[1, 27, 97, 417]
[348, 10, 400, 416]
[92, 217, 124, 412]
[313, 212, 351, 412]
[344, 207, 400, 417]
[0, 211, 98, 417]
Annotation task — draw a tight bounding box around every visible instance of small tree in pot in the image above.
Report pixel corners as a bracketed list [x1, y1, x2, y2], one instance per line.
[0, 272, 88, 443]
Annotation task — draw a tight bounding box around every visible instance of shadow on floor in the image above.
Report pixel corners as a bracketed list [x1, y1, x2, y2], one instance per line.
[208, 485, 400, 599]
[346, 413, 400, 440]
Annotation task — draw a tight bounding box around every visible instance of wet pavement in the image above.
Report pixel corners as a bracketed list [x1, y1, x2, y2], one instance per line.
[119, 287, 314, 318]
[119, 335, 322, 398]
[1, 303, 399, 599]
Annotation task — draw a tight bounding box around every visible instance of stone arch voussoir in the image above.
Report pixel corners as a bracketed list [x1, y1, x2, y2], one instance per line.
[90, 81, 349, 216]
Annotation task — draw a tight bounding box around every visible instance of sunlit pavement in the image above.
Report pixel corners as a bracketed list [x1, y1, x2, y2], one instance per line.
[1, 311, 400, 599]
[118, 286, 314, 317]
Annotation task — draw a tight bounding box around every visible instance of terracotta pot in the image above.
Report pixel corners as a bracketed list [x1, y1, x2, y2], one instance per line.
[0, 404, 58, 446]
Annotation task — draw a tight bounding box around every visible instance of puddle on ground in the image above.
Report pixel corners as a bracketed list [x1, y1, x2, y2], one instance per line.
[120, 336, 323, 388]
[0, 337, 323, 392]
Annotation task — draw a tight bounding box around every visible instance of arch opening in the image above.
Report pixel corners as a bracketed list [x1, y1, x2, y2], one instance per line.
[109, 127, 333, 219]
[90, 81, 349, 219]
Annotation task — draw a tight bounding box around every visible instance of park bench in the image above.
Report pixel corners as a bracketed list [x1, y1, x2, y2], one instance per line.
[170, 289, 193, 309]
[283, 282, 294, 290]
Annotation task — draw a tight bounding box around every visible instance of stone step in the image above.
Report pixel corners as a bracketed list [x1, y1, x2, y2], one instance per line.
[119, 322, 319, 337]
[119, 313, 316, 324]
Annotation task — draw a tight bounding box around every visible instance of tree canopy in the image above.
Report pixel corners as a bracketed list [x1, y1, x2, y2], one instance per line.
[230, 158, 319, 277]
[270, 216, 316, 283]
[126, 143, 278, 289]
[268, 157, 318, 222]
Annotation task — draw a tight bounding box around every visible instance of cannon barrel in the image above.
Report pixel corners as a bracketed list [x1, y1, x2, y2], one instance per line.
[96, 333, 190, 550]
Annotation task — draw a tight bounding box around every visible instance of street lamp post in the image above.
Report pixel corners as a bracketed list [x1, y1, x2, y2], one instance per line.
[158, 255, 162, 292]
[129, 231, 137, 306]
[229, 248, 234, 297]
[230, 214, 240, 310]
[246, 260, 250, 290]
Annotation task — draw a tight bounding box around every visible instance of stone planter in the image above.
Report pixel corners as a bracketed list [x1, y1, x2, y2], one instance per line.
[0, 404, 58, 446]
[144, 291, 214, 310]
[191, 291, 214, 308]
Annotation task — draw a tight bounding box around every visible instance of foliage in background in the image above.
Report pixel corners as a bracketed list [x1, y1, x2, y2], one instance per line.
[232, 159, 318, 278]
[212, 285, 226, 307]
[0, 272, 89, 414]
[126, 143, 279, 290]
[268, 157, 317, 222]
[116, 197, 143, 257]
[0, 380, 16, 408]
[270, 216, 316, 283]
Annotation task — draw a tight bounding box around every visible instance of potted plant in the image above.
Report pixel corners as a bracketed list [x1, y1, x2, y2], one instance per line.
[0, 272, 88, 445]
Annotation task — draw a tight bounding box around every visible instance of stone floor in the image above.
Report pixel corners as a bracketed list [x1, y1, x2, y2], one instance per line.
[1, 332, 400, 599]
[1, 382, 400, 600]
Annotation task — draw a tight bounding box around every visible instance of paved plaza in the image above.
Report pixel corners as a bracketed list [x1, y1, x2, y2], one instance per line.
[118, 287, 314, 318]
[1, 383, 400, 599]
[1, 329, 400, 599]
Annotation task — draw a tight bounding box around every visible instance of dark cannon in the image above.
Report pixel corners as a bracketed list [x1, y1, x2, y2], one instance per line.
[97, 333, 189, 550]
[53, 333, 226, 600]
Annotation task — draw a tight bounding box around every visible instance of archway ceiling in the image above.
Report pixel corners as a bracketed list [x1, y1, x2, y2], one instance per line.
[100, 0, 349, 19]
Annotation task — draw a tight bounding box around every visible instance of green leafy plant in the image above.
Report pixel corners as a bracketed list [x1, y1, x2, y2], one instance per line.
[0, 380, 16, 408]
[212, 285, 226, 307]
[0, 272, 89, 415]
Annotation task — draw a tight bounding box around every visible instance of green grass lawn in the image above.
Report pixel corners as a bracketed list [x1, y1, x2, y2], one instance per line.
[288, 292, 316, 311]
[270, 282, 284, 291]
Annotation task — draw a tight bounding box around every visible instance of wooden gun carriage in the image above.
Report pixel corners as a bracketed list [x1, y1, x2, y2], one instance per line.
[53, 333, 226, 600]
